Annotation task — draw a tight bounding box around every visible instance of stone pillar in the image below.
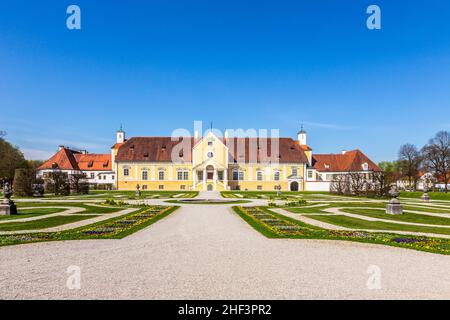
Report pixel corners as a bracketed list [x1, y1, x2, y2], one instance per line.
[203, 168, 206, 190]
[224, 169, 228, 190]
[193, 169, 197, 189]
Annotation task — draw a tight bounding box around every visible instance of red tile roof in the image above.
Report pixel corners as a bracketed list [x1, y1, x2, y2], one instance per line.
[115, 137, 309, 164]
[312, 150, 380, 172]
[38, 148, 112, 171]
[73, 154, 112, 171]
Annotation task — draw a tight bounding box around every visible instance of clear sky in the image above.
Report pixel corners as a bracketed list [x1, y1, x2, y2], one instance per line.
[1, 0, 449, 162]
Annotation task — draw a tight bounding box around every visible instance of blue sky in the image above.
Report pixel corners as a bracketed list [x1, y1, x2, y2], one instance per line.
[0, 0, 449, 162]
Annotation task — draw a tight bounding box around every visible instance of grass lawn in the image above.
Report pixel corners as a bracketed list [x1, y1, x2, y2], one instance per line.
[0, 208, 66, 221]
[342, 208, 450, 226]
[400, 191, 450, 201]
[23, 190, 199, 200]
[306, 214, 450, 236]
[16, 202, 126, 214]
[285, 207, 330, 214]
[233, 206, 450, 255]
[0, 206, 178, 247]
[0, 215, 98, 232]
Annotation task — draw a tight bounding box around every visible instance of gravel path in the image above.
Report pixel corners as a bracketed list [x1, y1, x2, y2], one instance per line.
[0, 203, 449, 299]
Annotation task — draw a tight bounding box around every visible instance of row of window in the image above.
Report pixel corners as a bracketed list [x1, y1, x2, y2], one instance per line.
[124, 168, 189, 181]
[232, 170, 280, 181]
[88, 173, 114, 180]
[140, 185, 187, 190]
[124, 167, 299, 181]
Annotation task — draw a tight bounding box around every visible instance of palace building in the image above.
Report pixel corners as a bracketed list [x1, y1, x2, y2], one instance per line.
[38, 127, 380, 192]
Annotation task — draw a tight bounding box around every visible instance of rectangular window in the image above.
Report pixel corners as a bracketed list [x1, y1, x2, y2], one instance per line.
[123, 168, 129, 176]
[308, 171, 313, 179]
[292, 167, 297, 176]
[158, 171, 164, 180]
[217, 171, 223, 180]
[142, 171, 148, 180]
[238, 171, 244, 181]
[112, 176, 115, 180]
[257, 171, 263, 181]
[159, 185, 164, 190]
[90, 173, 94, 179]
[197, 171, 203, 181]
[274, 171, 280, 181]
[233, 171, 239, 181]
[257, 185, 262, 190]
[180, 185, 186, 190]
[142, 185, 147, 190]
[183, 171, 189, 180]
[177, 171, 183, 180]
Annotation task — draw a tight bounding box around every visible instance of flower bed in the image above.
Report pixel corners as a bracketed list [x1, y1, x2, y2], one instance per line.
[0, 206, 178, 247]
[235, 206, 450, 255]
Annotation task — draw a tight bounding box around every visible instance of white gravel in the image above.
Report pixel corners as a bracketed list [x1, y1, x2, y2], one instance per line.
[0, 203, 449, 299]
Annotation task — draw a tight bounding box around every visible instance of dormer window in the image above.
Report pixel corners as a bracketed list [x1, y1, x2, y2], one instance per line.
[362, 163, 369, 171]
[88, 161, 94, 168]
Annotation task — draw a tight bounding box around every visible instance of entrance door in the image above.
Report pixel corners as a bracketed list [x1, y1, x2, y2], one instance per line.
[290, 181, 299, 191]
[207, 184, 213, 191]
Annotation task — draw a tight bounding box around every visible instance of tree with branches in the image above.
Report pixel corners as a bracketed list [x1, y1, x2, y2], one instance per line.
[422, 131, 450, 193]
[397, 143, 422, 191]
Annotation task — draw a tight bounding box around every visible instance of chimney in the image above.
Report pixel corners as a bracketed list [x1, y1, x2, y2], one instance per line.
[194, 131, 199, 139]
[224, 130, 229, 140]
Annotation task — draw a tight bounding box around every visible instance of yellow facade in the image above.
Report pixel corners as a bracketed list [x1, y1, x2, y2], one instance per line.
[114, 132, 306, 191]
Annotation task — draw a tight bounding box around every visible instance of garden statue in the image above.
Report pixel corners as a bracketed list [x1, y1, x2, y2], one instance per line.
[135, 184, 141, 198]
[386, 184, 403, 215]
[32, 183, 45, 197]
[421, 187, 430, 202]
[0, 182, 17, 216]
[275, 185, 282, 197]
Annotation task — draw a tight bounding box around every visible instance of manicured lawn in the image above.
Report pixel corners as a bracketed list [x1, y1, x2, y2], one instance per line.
[306, 214, 450, 236]
[24, 190, 199, 200]
[0, 215, 98, 232]
[342, 208, 450, 226]
[0, 208, 66, 221]
[221, 191, 330, 199]
[285, 207, 330, 214]
[16, 203, 126, 214]
[0, 206, 178, 247]
[400, 191, 450, 201]
[233, 206, 450, 255]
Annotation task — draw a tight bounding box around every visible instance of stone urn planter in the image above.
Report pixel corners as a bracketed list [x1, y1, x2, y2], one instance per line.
[386, 185, 403, 215]
[0, 182, 17, 216]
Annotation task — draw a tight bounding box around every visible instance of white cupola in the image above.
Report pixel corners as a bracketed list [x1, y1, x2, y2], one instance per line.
[297, 125, 307, 146]
[116, 125, 125, 144]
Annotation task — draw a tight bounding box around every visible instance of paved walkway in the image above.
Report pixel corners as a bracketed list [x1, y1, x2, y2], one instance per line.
[0, 203, 449, 299]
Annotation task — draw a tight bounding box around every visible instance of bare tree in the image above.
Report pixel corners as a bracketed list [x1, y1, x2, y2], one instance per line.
[69, 173, 89, 194]
[422, 131, 450, 192]
[349, 172, 368, 196]
[398, 143, 422, 191]
[330, 174, 350, 195]
[372, 171, 395, 197]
